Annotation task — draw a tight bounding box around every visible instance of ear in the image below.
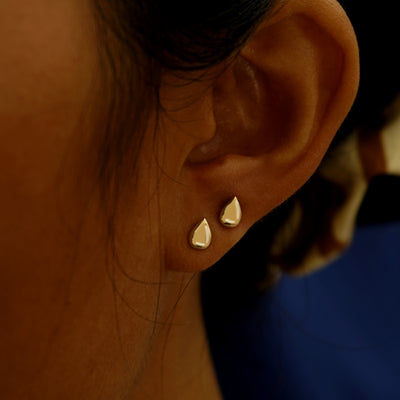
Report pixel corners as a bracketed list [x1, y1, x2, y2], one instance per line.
[160, 0, 359, 272]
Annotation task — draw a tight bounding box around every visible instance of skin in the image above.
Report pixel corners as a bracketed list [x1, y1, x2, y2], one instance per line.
[0, 0, 359, 399]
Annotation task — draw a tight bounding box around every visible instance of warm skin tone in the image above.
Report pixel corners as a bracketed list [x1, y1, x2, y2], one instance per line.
[0, 0, 359, 399]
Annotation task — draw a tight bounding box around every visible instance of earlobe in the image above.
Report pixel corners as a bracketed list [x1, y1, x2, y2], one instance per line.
[163, 0, 359, 272]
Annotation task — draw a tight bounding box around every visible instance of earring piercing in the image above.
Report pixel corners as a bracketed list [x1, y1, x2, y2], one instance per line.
[189, 218, 212, 250]
[220, 196, 242, 228]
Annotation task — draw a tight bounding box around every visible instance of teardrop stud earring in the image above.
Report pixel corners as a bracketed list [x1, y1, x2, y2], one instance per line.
[220, 196, 242, 228]
[189, 218, 212, 250]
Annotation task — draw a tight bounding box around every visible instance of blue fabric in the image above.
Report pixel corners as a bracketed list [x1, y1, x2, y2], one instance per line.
[212, 221, 400, 399]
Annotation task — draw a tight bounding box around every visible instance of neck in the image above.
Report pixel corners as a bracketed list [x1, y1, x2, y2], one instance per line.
[129, 273, 222, 400]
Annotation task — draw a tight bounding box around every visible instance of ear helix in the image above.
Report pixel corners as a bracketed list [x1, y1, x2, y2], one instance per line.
[189, 197, 242, 250]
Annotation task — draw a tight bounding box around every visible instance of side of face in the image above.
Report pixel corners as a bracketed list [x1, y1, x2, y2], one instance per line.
[0, 1, 162, 397]
[0, 0, 359, 398]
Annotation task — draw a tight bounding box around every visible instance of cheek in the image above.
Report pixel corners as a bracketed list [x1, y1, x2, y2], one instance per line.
[0, 0, 104, 393]
[0, 0, 98, 324]
[0, 3, 161, 395]
[0, 2, 97, 178]
[0, 0, 98, 193]
[0, 0, 98, 246]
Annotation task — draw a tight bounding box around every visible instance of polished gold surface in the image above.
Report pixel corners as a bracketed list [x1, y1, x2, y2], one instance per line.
[190, 218, 212, 249]
[220, 196, 242, 228]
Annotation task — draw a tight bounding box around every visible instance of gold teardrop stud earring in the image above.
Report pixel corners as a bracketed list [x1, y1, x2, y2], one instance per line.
[189, 218, 212, 250]
[220, 196, 242, 228]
